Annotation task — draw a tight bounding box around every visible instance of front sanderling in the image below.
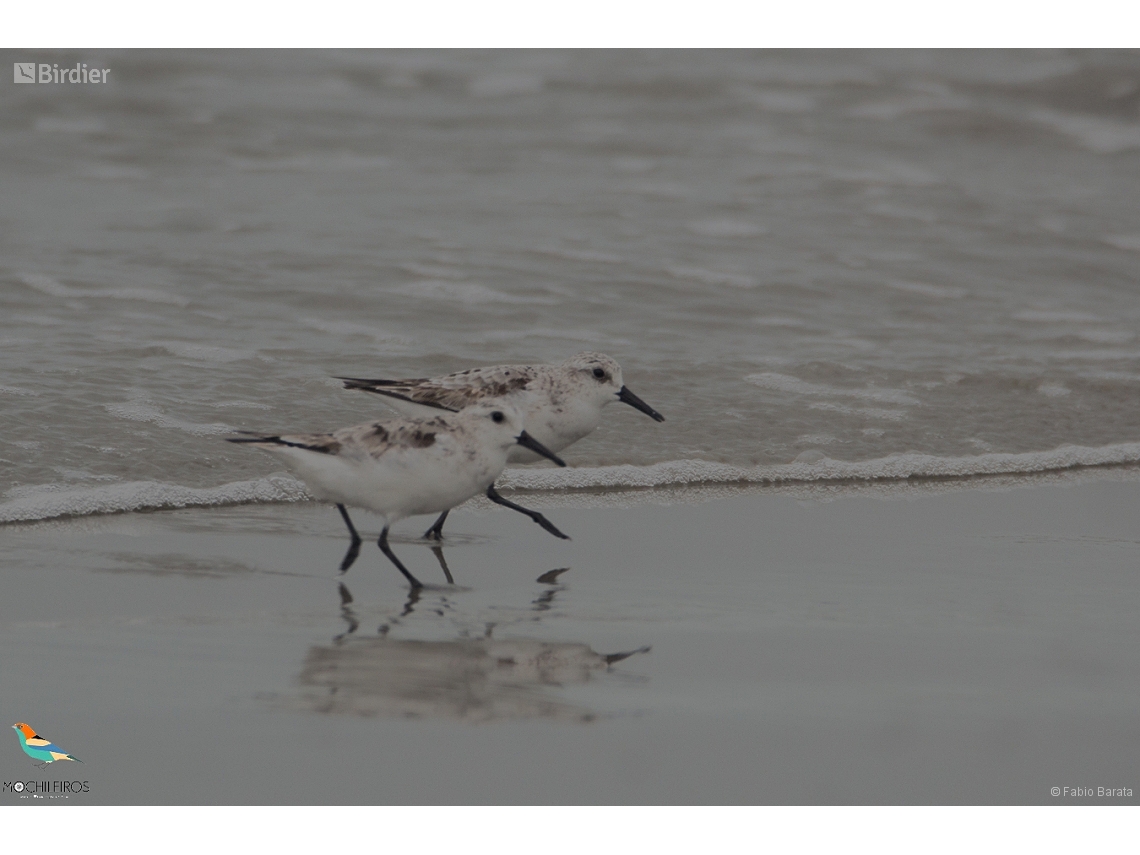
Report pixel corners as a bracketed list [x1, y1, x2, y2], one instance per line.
[226, 401, 566, 588]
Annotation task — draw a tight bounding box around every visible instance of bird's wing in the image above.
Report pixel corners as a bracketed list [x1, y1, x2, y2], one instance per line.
[331, 416, 456, 461]
[339, 364, 539, 410]
[228, 415, 460, 462]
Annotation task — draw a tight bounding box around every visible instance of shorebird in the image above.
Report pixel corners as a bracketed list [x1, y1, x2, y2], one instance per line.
[339, 352, 664, 539]
[226, 402, 566, 588]
[11, 723, 82, 767]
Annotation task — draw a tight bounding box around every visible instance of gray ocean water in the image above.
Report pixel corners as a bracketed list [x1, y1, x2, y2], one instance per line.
[3, 49, 1140, 521]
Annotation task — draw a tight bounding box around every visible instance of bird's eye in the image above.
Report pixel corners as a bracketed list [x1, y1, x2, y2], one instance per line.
[491, 411, 505, 423]
[592, 367, 606, 379]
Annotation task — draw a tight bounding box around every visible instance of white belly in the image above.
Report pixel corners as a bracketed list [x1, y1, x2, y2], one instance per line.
[506, 399, 601, 464]
[267, 444, 503, 522]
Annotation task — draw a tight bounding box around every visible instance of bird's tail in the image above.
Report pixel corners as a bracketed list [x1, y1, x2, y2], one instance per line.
[335, 378, 458, 411]
[225, 433, 333, 454]
[336, 376, 407, 391]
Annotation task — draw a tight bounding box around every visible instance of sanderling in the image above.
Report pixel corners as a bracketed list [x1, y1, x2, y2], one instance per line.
[226, 401, 566, 588]
[338, 352, 664, 539]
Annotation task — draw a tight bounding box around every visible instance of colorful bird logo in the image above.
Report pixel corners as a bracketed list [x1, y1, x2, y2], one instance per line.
[11, 723, 82, 767]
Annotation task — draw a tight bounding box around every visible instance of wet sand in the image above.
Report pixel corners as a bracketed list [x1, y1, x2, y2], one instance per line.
[2, 475, 1139, 804]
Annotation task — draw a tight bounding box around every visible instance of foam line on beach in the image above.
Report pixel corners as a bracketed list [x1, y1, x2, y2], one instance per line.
[496, 441, 1140, 491]
[5, 441, 1140, 523]
[0, 475, 310, 524]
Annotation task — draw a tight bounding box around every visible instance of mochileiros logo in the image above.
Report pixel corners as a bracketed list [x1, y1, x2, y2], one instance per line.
[4, 779, 89, 796]
[13, 62, 110, 84]
[10, 722, 83, 767]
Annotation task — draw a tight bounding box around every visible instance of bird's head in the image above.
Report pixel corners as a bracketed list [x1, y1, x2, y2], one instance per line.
[12, 723, 35, 738]
[563, 352, 624, 400]
[562, 352, 664, 422]
[464, 402, 566, 466]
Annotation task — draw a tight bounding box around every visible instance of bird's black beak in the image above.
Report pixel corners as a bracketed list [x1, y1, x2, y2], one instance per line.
[516, 431, 567, 467]
[617, 386, 665, 422]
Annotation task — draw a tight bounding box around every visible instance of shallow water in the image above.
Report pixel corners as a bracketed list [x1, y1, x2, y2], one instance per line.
[3, 49, 1140, 520]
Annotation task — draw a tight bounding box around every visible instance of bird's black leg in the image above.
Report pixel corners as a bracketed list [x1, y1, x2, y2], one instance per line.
[423, 510, 449, 540]
[485, 484, 570, 540]
[336, 504, 363, 573]
[430, 545, 455, 584]
[378, 525, 424, 589]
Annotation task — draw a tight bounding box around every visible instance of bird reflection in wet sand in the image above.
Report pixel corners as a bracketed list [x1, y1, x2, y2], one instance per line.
[296, 634, 651, 723]
[333, 580, 455, 643]
[332, 562, 569, 644]
[429, 545, 454, 584]
[317, 571, 649, 721]
[333, 582, 359, 643]
[533, 568, 570, 612]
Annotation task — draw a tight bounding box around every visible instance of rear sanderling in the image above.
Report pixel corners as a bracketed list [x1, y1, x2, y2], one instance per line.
[226, 401, 566, 588]
[338, 352, 664, 538]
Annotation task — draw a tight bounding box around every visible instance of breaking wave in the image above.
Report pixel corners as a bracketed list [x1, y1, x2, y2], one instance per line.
[0, 475, 310, 524]
[498, 441, 1140, 490]
[5, 441, 1140, 524]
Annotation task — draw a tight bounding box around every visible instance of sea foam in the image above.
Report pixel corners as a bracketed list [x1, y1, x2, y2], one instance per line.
[496, 442, 1140, 491]
[0, 475, 310, 524]
[5, 443, 1140, 524]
